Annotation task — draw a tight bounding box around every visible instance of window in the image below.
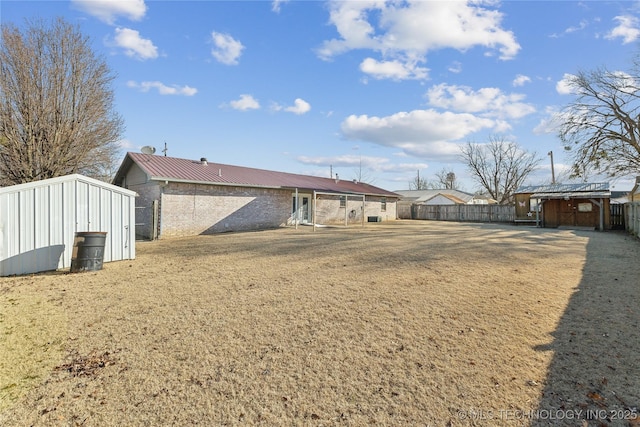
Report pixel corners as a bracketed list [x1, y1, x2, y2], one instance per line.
[381, 197, 387, 212]
[340, 195, 346, 208]
[578, 202, 592, 212]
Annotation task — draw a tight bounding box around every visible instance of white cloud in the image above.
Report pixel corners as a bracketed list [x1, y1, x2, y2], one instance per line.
[272, 0, 289, 13]
[272, 98, 312, 114]
[564, 19, 589, 34]
[606, 15, 640, 44]
[229, 94, 260, 111]
[533, 107, 564, 135]
[285, 98, 311, 115]
[127, 81, 197, 96]
[556, 73, 576, 95]
[448, 61, 463, 74]
[117, 138, 135, 150]
[72, 0, 146, 24]
[114, 28, 158, 60]
[512, 74, 531, 87]
[426, 83, 536, 119]
[340, 109, 495, 159]
[317, 1, 520, 80]
[359, 57, 428, 80]
[297, 155, 429, 174]
[211, 32, 244, 65]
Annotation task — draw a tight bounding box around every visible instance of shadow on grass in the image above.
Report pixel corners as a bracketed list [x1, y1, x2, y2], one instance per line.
[532, 231, 640, 426]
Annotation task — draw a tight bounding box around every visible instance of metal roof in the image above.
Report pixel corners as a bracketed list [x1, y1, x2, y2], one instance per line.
[114, 152, 399, 198]
[516, 182, 611, 200]
[516, 182, 609, 194]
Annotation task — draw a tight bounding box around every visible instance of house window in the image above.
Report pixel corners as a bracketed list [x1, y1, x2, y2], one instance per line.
[381, 197, 387, 212]
[340, 195, 346, 208]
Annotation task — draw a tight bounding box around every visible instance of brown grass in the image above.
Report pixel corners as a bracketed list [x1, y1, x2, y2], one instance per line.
[0, 220, 638, 426]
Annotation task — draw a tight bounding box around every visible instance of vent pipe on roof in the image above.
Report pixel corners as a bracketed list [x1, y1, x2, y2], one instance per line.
[335, 173, 339, 183]
[200, 157, 207, 165]
[218, 168, 222, 177]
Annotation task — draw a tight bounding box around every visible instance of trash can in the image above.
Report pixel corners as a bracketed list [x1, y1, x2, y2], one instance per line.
[70, 232, 107, 273]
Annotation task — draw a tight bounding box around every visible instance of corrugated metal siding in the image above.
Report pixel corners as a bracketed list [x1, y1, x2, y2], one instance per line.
[0, 174, 137, 276]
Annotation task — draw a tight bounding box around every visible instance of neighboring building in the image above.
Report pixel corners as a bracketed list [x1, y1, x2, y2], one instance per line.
[514, 182, 611, 230]
[113, 153, 399, 239]
[394, 189, 497, 205]
[0, 174, 136, 276]
[394, 189, 496, 219]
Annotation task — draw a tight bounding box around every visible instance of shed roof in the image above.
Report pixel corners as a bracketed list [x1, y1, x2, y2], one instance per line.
[114, 152, 399, 198]
[0, 173, 137, 197]
[515, 182, 610, 199]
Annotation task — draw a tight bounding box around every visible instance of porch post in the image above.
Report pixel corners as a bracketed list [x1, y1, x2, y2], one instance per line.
[295, 188, 299, 230]
[313, 191, 317, 232]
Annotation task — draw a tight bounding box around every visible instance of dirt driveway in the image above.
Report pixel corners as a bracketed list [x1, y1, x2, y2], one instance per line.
[1, 220, 639, 426]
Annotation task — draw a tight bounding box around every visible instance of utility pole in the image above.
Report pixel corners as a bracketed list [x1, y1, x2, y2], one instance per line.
[548, 151, 556, 184]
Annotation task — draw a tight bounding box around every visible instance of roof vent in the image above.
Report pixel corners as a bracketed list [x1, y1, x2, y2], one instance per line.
[335, 173, 339, 183]
[200, 157, 208, 165]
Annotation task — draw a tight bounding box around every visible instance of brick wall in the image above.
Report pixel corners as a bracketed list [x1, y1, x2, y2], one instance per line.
[159, 182, 291, 237]
[122, 164, 161, 240]
[315, 194, 397, 225]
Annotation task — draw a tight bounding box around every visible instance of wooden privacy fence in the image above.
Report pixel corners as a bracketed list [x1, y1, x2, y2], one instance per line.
[626, 202, 640, 238]
[409, 204, 515, 223]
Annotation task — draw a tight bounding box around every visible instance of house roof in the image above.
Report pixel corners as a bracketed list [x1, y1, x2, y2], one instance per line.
[515, 182, 610, 199]
[393, 189, 475, 203]
[114, 152, 399, 198]
[429, 193, 468, 204]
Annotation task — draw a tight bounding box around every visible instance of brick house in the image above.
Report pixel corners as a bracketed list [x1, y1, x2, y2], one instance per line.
[113, 152, 399, 239]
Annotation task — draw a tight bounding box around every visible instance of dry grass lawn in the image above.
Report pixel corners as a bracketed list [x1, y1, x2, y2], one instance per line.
[1, 220, 639, 426]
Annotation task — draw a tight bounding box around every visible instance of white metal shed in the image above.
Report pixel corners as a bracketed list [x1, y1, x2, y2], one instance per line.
[0, 174, 136, 276]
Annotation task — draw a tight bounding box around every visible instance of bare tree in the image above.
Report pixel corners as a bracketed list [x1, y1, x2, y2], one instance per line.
[460, 136, 541, 204]
[352, 157, 376, 184]
[408, 170, 431, 190]
[559, 67, 640, 179]
[434, 168, 460, 190]
[0, 17, 124, 186]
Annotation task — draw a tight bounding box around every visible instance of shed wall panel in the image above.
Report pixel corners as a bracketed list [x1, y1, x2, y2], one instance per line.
[0, 174, 136, 276]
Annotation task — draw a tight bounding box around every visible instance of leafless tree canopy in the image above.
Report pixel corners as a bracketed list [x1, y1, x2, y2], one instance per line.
[0, 17, 124, 186]
[460, 136, 541, 204]
[559, 67, 640, 179]
[408, 170, 431, 190]
[434, 168, 459, 190]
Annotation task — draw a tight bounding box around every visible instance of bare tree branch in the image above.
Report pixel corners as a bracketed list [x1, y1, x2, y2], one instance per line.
[408, 170, 432, 190]
[460, 136, 541, 204]
[559, 67, 640, 179]
[0, 17, 124, 186]
[434, 168, 460, 190]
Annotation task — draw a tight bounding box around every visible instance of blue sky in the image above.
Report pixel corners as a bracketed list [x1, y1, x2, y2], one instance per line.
[3, 0, 640, 192]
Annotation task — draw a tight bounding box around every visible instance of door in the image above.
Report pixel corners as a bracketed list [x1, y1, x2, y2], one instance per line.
[292, 195, 311, 223]
[559, 200, 576, 226]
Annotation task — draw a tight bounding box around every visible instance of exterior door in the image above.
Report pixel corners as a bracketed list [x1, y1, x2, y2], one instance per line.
[292, 194, 311, 223]
[559, 200, 576, 226]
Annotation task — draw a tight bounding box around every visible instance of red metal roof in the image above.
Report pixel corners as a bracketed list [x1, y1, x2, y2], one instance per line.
[118, 152, 399, 197]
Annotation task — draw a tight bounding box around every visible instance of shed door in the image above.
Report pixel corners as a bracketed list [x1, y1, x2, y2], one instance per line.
[560, 200, 576, 226]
